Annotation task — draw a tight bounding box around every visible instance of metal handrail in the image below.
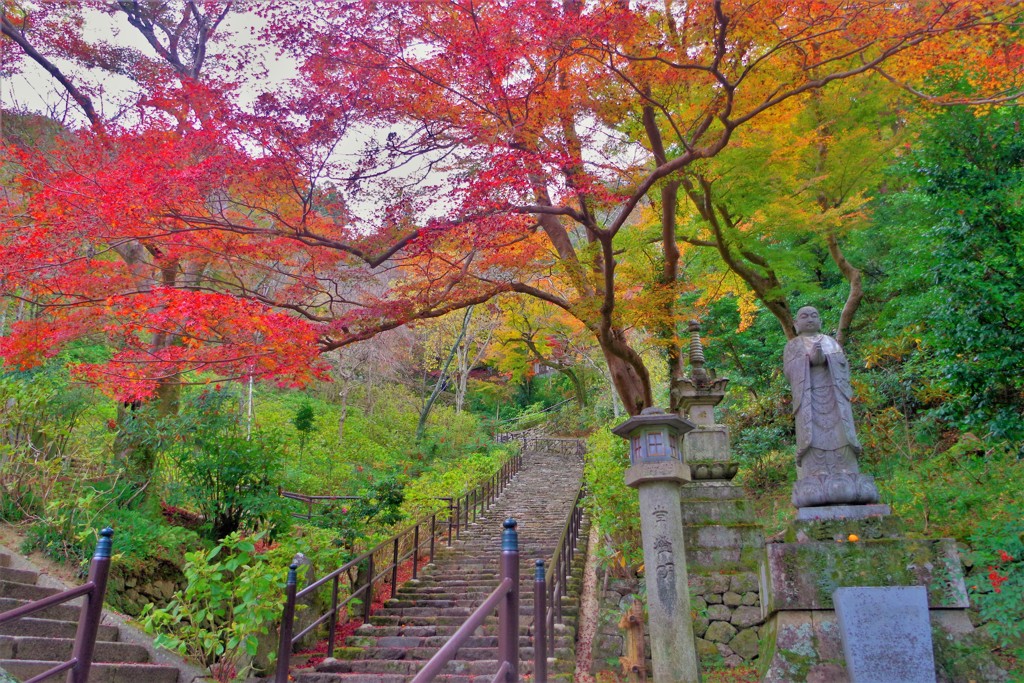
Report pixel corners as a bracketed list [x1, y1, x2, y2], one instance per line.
[542, 483, 586, 663]
[274, 452, 524, 682]
[275, 509, 442, 682]
[410, 519, 522, 683]
[0, 528, 113, 683]
[277, 487, 363, 522]
[437, 451, 522, 543]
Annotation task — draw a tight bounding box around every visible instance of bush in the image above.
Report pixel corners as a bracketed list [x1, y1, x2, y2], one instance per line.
[22, 479, 199, 577]
[402, 449, 505, 521]
[881, 437, 1024, 541]
[583, 428, 641, 572]
[139, 388, 292, 540]
[141, 532, 285, 682]
[966, 505, 1024, 662]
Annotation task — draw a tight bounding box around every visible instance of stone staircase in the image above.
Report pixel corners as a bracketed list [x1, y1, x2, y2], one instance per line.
[0, 548, 182, 683]
[294, 448, 588, 683]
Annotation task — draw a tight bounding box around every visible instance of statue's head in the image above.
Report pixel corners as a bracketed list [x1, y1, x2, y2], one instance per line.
[795, 306, 822, 335]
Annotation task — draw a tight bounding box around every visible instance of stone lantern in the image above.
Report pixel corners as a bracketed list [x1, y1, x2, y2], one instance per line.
[613, 408, 702, 682]
[613, 407, 693, 485]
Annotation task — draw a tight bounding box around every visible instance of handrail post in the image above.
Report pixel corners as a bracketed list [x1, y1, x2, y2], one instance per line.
[534, 560, 547, 683]
[362, 553, 375, 623]
[498, 519, 520, 682]
[454, 498, 461, 540]
[68, 527, 113, 683]
[391, 537, 399, 598]
[274, 563, 299, 683]
[447, 499, 454, 546]
[413, 523, 421, 579]
[326, 575, 339, 659]
[430, 513, 437, 563]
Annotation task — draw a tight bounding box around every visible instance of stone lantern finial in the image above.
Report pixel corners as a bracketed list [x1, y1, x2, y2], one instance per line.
[688, 320, 709, 384]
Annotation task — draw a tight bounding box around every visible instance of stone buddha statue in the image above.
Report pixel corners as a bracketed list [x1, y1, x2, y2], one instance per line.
[783, 306, 879, 508]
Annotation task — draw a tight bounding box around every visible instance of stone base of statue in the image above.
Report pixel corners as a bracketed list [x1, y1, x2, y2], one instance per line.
[791, 471, 880, 508]
[757, 512, 1007, 682]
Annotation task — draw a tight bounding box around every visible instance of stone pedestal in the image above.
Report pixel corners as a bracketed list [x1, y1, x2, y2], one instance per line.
[626, 462, 702, 682]
[757, 512, 1001, 682]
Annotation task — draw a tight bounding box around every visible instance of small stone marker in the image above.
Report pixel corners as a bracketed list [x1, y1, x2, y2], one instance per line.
[833, 586, 936, 683]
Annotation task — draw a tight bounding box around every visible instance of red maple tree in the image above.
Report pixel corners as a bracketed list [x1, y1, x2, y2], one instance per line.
[0, 0, 1021, 418]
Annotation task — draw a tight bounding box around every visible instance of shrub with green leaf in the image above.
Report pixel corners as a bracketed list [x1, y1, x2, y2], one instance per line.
[967, 505, 1024, 662]
[141, 532, 285, 683]
[583, 428, 641, 571]
[140, 388, 292, 540]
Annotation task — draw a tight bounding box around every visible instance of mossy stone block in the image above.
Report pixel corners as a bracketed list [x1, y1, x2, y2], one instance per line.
[765, 538, 968, 612]
[784, 515, 904, 543]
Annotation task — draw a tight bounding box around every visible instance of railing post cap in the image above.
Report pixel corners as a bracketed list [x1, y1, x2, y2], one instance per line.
[94, 527, 114, 559]
[287, 563, 299, 584]
[535, 559, 545, 580]
[502, 518, 518, 552]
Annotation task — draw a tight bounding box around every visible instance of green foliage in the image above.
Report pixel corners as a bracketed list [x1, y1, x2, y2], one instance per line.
[543, 402, 610, 437]
[0, 362, 113, 520]
[140, 388, 292, 540]
[309, 475, 409, 552]
[966, 506, 1024, 660]
[583, 428, 641, 571]
[22, 479, 198, 575]
[881, 438, 1024, 541]
[141, 532, 285, 682]
[402, 448, 505, 520]
[876, 105, 1024, 442]
[291, 401, 316, 454]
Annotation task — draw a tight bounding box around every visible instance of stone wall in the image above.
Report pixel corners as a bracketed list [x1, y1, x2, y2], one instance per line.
[106, 559, 185, 616]
[691, 570, 763, 667]
[590, 569, 765, 677]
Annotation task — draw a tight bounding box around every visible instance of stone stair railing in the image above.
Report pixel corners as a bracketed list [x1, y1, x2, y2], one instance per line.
[0, 529, 181, 683]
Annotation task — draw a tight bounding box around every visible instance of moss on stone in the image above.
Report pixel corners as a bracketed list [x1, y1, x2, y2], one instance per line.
[784, 515, 904, 543]
[768, 538, 968, 610]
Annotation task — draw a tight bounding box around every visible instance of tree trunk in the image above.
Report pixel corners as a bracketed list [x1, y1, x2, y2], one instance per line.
[113, 377, 179, 478]
[598, 339, 652, 416]
[826, 232, 864, 346]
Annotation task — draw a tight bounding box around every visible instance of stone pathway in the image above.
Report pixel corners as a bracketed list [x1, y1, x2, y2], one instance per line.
[293, 447, 588, 682]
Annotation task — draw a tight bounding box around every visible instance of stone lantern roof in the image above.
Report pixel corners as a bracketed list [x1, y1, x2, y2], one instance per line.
[611, 407, 695, 439]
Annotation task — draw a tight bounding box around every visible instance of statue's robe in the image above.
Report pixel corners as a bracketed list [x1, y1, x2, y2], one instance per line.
[783, 333, 861, 468]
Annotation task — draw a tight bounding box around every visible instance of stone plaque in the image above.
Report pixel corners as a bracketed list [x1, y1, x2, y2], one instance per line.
[833, 586, 935, 683]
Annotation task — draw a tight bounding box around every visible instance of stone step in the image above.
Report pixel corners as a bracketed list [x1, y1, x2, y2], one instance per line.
[368, 604, 574, 625]
[0, 635, 149, 663]
[0, 597, 80, 622]
[0, 660, 180, 683]
[293, 671, 574, 683]
[317, 657, 541, 676]
[346, 634, 573, 650]
[0, 567, 38, 585]
[0, 616, 120, 641]
[343, 645, 572, 662]
[0, 580, 62, 601]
